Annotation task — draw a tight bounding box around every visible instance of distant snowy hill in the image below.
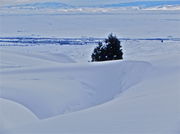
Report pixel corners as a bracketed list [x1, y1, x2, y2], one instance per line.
[145, 5, 180, 10]
[3, 2, 72, 9]
[100, 1, 180, 8]
[1, 0, 180, 13]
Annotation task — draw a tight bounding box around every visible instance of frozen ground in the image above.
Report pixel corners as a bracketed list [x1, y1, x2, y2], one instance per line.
[0, 10, 180, 134]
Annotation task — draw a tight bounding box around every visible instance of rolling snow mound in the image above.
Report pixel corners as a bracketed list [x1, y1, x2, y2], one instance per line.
[0, 59, 152, 119]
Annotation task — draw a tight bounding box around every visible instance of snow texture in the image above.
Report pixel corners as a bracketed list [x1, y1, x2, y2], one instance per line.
[0, 10, 180, 134]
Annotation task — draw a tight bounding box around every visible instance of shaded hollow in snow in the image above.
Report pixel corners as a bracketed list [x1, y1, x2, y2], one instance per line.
[0, 60, 152, 119]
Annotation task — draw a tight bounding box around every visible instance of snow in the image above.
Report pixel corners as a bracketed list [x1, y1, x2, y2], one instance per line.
[1, 1, 180, 14]
[0, 98, 38, 133]
[1, 10, 180, 38]
[0, 10, 180, 134]
[1, 39, 180, 134]
[145, 5, 180, 10]
[5, 71, 179, 134]
[0, 56, 152, 119]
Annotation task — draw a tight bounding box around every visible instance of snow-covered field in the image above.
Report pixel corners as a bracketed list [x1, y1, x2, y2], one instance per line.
[1, 10, 180, 38]
[0, 10, 180, 134]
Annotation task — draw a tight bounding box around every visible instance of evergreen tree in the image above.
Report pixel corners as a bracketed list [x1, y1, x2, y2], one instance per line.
[91, 34, 123, 62]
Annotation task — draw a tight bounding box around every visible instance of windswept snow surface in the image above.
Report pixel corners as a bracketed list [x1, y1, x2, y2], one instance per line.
[1, 11, 180, 38]
[0, 44, 152, 119]
[0, 10, 180, 134]
[0, 98, 38, 132]
[0, 39, 180, 134]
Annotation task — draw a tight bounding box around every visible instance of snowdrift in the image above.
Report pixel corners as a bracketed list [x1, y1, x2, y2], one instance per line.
[0, 54, 152, 119]
[0, 98, 38, 133]
[1, 39, 180, 134]
[10, 66, 179, 134]
[0, 7, 180, 133]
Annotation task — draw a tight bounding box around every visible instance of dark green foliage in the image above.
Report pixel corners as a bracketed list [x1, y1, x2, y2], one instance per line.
[91, 34, 123, 62]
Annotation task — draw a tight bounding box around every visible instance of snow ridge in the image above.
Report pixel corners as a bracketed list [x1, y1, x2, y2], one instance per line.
[0, 58, 152, 119]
